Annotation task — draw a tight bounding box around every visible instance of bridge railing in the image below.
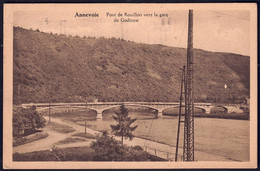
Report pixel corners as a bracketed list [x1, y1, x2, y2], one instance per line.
[22, 102, 181, 108]
[211, 102, 243, 107]
[22, 102, 209, 107]
[22, 102, 243, 109]
[22, 102, 87, 108]
[144, 146, 182, 161]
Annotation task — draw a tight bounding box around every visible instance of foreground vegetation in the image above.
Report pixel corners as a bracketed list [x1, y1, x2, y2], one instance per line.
[90, 131, 164, 161]
[13, 132, 165, 161]
[13, 106, 46, 146]
[13, 131, 48, 147]
[13, 146, 94, 161]
[13, 106, 46, 137]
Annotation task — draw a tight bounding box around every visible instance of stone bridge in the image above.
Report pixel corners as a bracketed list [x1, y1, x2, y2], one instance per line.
[22, 102, 244, 119]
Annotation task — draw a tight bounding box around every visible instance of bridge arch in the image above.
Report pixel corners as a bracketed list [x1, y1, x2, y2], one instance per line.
[212, 106, 228, 113]
[95, 104, 160, 119]
[161, 106, 180, 115]
[124, 104, 158, 113]
[194, 107, 206, 114]
[161, 106, 207, 115]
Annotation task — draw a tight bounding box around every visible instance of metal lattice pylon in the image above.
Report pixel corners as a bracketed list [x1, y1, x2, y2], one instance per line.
[183, 9, 195, 162]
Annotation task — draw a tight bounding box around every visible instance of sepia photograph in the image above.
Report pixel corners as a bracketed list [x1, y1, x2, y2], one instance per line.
[3, 3, 257, 169]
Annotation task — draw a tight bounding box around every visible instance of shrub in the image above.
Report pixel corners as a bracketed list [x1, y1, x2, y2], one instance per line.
[90, 131, 125, 161]
[132, 145, 143, 151]
[13, 106, 46, 138]
[13, 146, 94, 161]
[90, 131, 152, 161]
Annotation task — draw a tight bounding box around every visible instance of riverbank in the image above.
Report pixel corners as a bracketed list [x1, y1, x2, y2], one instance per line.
[164, 112, 249, 120]
[54, 112, 249, 161]
[13, 116, 239, 161]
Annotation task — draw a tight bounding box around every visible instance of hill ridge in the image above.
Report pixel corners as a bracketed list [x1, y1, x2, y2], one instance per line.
[13, 26, 249, 104]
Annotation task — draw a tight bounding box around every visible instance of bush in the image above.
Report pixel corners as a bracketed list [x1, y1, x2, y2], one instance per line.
[90, 131, 154, 161]
[13, 132, 48, 147]
[132, 145, 143, 151]
[13, 134, 164, 161]
[13, 146, 94, 161]
[13, 106, 46, 138]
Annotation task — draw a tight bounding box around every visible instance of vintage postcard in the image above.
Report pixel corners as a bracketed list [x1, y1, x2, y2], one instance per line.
[3, 3, 257, 169]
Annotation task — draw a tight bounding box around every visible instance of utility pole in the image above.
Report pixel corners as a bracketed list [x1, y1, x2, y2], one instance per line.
[183, 9, 195, 162]
[175, 65, 186, 161]
[17, 84, 21, 105]
[85, 102, 87, 134]
[49, 102, 51, 122]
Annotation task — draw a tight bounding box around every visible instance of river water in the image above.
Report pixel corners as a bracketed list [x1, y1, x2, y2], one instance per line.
[85, 112, 249, 161]
[51, 110, 249, 161]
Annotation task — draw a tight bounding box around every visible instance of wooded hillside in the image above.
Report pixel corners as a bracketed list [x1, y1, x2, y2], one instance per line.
[13, 27, 249, 104]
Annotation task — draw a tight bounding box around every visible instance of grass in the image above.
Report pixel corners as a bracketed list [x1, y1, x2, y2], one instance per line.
[13, 146, 165, 161]
[54, 137, 88, 145]
[13, 146, 94, 161]
[72, 132, 97, 139]
[13, 131, 48, 147]
[46, 122, 75, 133]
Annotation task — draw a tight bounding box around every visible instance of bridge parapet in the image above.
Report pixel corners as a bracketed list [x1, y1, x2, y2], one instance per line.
[22, 102, 245, 119]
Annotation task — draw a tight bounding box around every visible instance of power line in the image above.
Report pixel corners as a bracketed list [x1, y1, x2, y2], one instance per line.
[178, 18, 188, 47]
[143, 115, 155, 148]
[209, 11, 250, 21]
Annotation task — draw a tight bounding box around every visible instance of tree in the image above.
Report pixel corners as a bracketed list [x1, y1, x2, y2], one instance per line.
[90, 131, 126, 161]
[13, 106, 46, 138]
[90, 131, 151, 161]
[13, 107, 25, 138]
[110, 105, 138, 144]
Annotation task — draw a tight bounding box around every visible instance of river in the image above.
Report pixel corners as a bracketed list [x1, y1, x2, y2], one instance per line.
[51, 110, 249, 161]
[87, 112, 249, 161]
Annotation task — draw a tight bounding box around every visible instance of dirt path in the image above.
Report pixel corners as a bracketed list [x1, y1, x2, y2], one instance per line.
[13, 127, 69, 154]
[14, 117, 234, 161]
[13, 117, 92, 154]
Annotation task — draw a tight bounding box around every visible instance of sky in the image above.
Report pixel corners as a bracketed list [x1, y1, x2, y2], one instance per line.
[13, 6, 250, 56]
